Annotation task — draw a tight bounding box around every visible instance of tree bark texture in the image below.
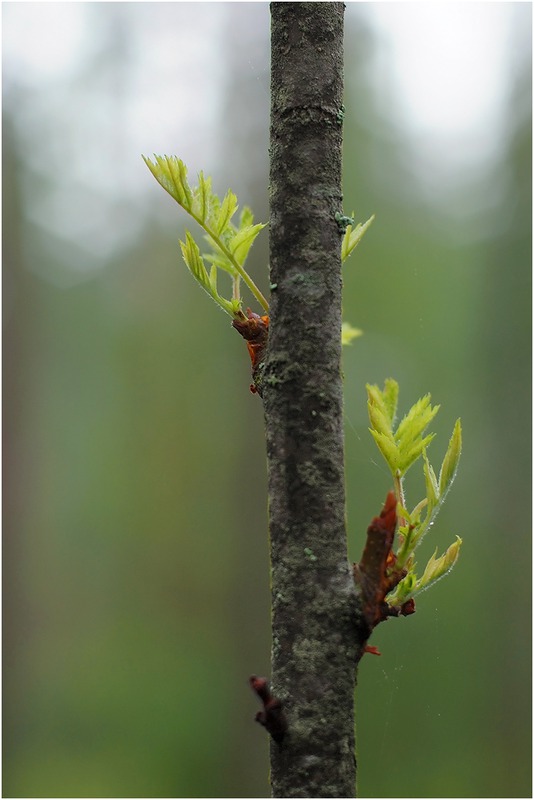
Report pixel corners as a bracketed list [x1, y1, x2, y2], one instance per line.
[263, 4, 367, 797]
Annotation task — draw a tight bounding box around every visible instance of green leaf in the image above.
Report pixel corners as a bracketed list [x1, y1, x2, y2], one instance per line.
[365, 379, 463, 603]
[367, 380, 463, 569]
[395, 521, 417, 569]
[415, 537, 462, 594]
[144, 155, 269, 313]
[369, 429, 399, 472]
[386, 570, 417, 606]
[367, 381, 405, 473]
[179, 232, 241, 318]
[180, 231, 209, 288]
[203, 249, 237, 276]
[207, 192, 221, 232]
[367, 382, 444, 476]
[341, 321, 363, 345]
[439, 418, 462, 497]
[393, 395, 439, 477]
[239, 205, 255, 229]
[229, 222, 266, 264]
[228, 298, 243, 315]
[397, 503, 413, 526]
[388, 537, 462, 605]
[412, 422, 462, 550]
[176, 159, 193, 210]
[366, 380, 398, 432]
[368, 401, 394, 440]
[341, 213, 375, 262]
[398, 432, 436, 474]
[193, 172, 212, 223]
[423, 449, 439, 507]
[216, 189, 238, 235]
[367, 383, 394, 434]
[382, 378, 399, 428]
[394, 394, 440, 448]
[409, 498, 428, 524]
[143, 155, 187, 207]
[209, 263, 218, 293]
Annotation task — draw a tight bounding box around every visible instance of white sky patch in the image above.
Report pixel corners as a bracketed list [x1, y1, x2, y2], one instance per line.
[2, 3, 90, 87]
[369, 4, 509, 131]
[364, 3, 520, 165]
[3, 3, 530, 281]
[2, 3, 229, 285]
[356, 2, 530, 232]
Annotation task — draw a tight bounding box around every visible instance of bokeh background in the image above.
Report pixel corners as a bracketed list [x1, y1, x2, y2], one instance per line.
[3, 3, 531, 798]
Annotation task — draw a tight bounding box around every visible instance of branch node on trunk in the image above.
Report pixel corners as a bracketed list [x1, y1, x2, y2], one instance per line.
[232, 309, 270, 395]
[353, 491, 417, 645]
[249, 675, 288, 745]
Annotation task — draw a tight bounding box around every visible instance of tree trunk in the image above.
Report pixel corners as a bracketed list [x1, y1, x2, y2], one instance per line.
[263, 4, 367, 796]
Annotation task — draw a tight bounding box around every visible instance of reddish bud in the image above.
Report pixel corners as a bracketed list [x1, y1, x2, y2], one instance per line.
[232, 309, 269, 370]
[364, 645, 382, 656]
[249, 675, 287, 745]
[400, 598, 416, 616]
[354, 491, 417, 655]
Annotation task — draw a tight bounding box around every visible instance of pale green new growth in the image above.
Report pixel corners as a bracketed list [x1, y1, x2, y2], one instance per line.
[143, 155, 268, 315]
[366, 379, 462, 603]
[391, 536, 462, 605]
[439, 418, 462, 497]
[143, 157, 374, 343]
[341, 213, 374, 341]
[381, 377, 399, 426]
[341, 321, 363, 345]
[341, 213, 375, 262]
[144, 158, 461, 611]
[179, 232, 241, 317]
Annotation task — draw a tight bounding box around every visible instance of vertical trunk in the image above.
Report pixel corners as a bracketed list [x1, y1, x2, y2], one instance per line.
[263, 4, 366, 797]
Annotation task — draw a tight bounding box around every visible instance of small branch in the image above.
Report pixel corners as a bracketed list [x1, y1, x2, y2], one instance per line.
[249, 675, 288, 745]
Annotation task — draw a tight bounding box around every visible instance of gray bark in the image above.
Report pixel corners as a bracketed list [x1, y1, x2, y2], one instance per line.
[263, 4, 368, 797]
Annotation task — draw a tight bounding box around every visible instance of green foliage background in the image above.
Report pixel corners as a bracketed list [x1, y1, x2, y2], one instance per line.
[3, 4, 531, 798]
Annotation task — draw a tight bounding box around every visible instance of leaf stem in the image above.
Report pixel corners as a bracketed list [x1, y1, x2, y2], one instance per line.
[394, 470, 406, 527]
[191, 212, 269, 312]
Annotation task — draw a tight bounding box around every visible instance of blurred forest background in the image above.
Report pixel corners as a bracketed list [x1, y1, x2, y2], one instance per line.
[3, 3, 531, 798]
